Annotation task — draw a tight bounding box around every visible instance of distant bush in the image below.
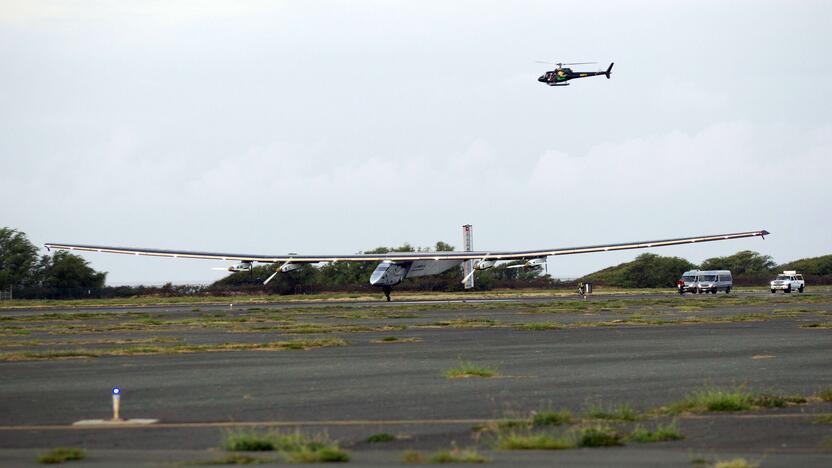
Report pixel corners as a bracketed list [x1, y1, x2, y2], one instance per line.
[581, 253, 696, 288]
[700, 250, 775, 275]
[779, 255, 832, 276]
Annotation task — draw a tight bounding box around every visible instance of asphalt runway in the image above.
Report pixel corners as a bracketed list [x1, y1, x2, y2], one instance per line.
[1, 292, 831, 466]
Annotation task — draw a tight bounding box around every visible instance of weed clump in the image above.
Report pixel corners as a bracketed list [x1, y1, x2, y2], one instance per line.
[751, 394, 806, 408]
[194, 454, 265, 465]
[443, 361, 498, 379]
[714, 458, 756, 468]
[428, 447, 489, 463]
[818, 388, 832, 401]
[37, 447, 85, 464]
[221, 429, 348, 463]
[532, 410, 572, 427]
[514, 322, 562, 331]
[222, 430, 275, 451]
[668, 386, 809, 414]
[629, 421, 684, 442]
[576, 426, 624, 447]
[402, 450, 424, 464]
[669, 387, 753, 413]
[366, 432, 396, 443]
[496, 432, 574, 450]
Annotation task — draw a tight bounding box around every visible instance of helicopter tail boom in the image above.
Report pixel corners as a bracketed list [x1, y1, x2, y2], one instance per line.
[605, 62, 614, 79]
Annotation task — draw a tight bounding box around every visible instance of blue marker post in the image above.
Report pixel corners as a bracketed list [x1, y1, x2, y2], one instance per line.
[112, 387, 122, 421]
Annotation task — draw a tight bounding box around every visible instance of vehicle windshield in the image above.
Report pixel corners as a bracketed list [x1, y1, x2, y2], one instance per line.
[682, 276, 696, 281]
[699, 275, 716, 282]
[776, 275, 789, 280]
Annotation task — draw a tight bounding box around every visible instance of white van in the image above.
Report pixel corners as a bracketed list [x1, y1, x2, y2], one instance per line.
[694, 270, 733, 294]
[677, 270, 700, 294]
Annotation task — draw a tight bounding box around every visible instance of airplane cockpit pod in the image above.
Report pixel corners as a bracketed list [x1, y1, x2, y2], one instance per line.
[370, 261, 409, 286]
[279, 262, 301, 272]
[228, 262, 253, 272]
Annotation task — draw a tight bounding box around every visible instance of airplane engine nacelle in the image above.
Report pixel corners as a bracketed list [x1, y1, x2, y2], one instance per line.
[475, 260, 497, 270]
[525, 257, 546, 267]
[280, 263, 301, 272]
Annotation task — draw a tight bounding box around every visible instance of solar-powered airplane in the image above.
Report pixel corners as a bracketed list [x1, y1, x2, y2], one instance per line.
[45, 228, 769, 301]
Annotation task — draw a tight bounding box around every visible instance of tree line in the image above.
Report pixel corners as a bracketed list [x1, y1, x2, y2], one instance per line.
[0, 227, 556, 299]
[3, 226, 829, 298]
[211, 241, 556, 295]
[0, 228, 106, 297]
[581, 250, 832, 288]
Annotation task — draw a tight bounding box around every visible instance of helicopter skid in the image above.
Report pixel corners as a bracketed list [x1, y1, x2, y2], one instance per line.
[548, 83, 570, 86]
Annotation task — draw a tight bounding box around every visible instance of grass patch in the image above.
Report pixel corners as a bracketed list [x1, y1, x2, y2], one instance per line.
[801, 322, 832, 328]
[575, 426, 624, 447]
[812, 415, 832, 424]
[370, 336, 421, 344]
[532, 410, 572, 426]
[818, 388, 832, 401]
[513, 322, 563, 331]
[222, 430, 276, 451]
[284, 446, 349, 463]
[668, 387, 753, 414]
[402, 450, 424, 464]
[443, 361, 498, 379]
[221, 429, 348, 463]
[667, 387, 808, 414]
[714, 458, 756, 468]
[428, 318, 501, 329]
[428, 447, 489, 463]
[629, 421, 684, 442]
[751, 394, 806, 407]
[365, 432, 396, 443]
[0, 338, 346, 361]
[584, 402, 639, 421]
[495, 432, 575, 450]
[193, 454, 266, 464]
[37, 447, 85, 464]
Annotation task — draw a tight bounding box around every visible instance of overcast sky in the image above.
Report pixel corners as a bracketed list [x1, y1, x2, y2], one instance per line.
[1, 0, 830, 285]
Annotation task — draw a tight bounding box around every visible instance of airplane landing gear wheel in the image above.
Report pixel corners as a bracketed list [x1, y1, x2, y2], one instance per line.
[382, 286, 392, 302]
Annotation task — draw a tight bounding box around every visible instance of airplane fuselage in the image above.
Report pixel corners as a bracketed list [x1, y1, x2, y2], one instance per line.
[369, 259, 462, 286]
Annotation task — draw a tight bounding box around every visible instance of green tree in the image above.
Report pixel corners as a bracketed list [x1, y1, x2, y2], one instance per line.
[434, 241, 454, 252]
[700, 250, 775, 275]
[778, 255, 832, 276]
[582, 253, 696, 288]
[40, 250, 107, 289]
[0, 227, 41, 289]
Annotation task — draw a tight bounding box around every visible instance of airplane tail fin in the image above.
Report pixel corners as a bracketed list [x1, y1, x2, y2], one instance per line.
[605, 62, 614, 79]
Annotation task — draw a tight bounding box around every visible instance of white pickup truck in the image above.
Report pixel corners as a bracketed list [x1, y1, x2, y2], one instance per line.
[770, 270, 805, 293]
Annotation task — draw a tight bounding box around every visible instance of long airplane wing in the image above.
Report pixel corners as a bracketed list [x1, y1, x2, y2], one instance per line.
[45, 230, 768, 264]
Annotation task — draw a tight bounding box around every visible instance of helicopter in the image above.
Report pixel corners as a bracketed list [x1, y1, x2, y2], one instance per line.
[537, 62, 614, 86]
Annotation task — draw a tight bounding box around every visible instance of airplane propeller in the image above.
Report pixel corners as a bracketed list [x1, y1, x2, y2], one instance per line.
[461, 261, 480, 284]
[263, 269, 279, 285]
[461, 258, 497, 284]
